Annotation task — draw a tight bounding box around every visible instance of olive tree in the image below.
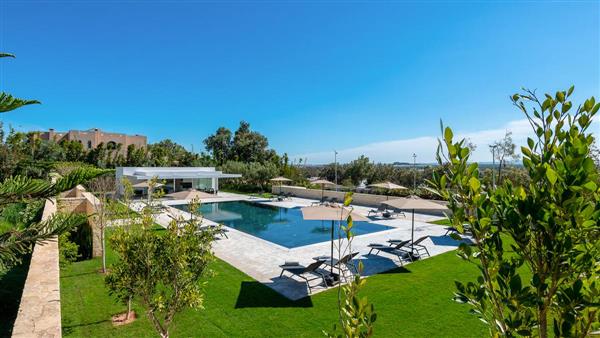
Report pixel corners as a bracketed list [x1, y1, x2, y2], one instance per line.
[106, 199, 215, 337]
[429, 87, 600, 337]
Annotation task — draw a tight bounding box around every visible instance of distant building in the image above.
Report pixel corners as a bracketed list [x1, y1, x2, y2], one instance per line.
[39, 128, 147, 154]
[115, 167, 242, 196]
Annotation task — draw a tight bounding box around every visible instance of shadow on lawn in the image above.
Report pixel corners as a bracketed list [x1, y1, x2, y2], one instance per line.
[60, 270, 98, 279]
[234, 281, 313, 308]
[62, 318, 111, 335]
[379, 266, 411, 274]
[429, 235, 473, 247]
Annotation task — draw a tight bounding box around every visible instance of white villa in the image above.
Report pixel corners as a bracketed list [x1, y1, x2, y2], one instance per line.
[115, 167, 241, 195]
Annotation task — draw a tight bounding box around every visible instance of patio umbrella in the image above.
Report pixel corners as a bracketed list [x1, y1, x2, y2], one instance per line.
[368, 181, 408, 200]
[311, 179, 334, 202]
[301, 204, 368, 277]
[132, 181, 164, 189]
[165, 189, 216, 200]
[383, 196, 447, 256]
[270, 176, 292, 195]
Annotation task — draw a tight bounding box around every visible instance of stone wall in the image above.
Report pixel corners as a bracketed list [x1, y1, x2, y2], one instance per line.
[273, 185, 447, 216]
[11, 199, 62, 338]
[12, 185, 104, 337]
[58, 187, 102, 257]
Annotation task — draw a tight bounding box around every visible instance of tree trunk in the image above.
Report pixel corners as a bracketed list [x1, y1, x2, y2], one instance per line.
[539, 307, 548, 338]
[126, 297, 132, 320]
[497, 160, 503, 184]
[101, 226, 106, 273]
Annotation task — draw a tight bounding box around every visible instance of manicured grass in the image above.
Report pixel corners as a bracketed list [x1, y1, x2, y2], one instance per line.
[107, 200, 138, 218]
[428, 218, 451, 226]
[60, 235, 487, 338]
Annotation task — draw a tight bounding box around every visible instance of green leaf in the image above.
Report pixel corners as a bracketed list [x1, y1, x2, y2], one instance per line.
[444, 127, 453, 143]
[583, 181, 597, 191]
[545, 167, 558, 185]
[468, 177, 480, 191]
[450, 232, 462, 241]
[343, 192, 353, 207]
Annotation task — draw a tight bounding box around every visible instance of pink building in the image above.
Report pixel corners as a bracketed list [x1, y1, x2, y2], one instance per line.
[39, 128, 146, 154]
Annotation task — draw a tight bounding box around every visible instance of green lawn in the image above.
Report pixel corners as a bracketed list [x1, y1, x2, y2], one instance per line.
[107, 200, 138, 218]
[428, 218, 451, 226]
[60, 235, 487, 338]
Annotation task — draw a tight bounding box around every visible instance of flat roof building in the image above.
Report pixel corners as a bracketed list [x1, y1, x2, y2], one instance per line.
[39, 128, 146, 154]
[116, 167, 241, 196]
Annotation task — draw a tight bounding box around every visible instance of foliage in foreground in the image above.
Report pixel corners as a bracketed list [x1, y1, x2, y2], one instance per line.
[105, 199, 215, 338]
[430, 87, 600, 337]
[325, 193, 376, 337]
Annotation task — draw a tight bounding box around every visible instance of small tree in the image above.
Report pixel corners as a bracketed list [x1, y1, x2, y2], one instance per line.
[88, 175, 116, 273]
[489, 131, 519, 185]
[325, 193, 377, 337]
[430, 87, 600, 337]
[106, 199, 215, 337]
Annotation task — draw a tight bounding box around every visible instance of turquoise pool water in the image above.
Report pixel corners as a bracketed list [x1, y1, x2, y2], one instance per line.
[172, 200, 392, 248]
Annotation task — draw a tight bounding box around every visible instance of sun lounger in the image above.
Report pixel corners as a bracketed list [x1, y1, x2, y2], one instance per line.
[443, 224, 472, 236]
[387, 236, 430, 258]
[368, 205, 387, 217]
[312, 252, 359, 282]
[198, 224, 229, 239]
[390, 210, 406, 218]
[279, 260, 327, 293]
[367, 240, 412, 264]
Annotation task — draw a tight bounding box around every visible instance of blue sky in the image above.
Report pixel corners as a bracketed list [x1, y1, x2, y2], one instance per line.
[1, 1, 598, 163]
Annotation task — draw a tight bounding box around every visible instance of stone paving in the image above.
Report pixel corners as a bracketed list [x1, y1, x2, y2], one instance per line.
[133, 193, 470, 300]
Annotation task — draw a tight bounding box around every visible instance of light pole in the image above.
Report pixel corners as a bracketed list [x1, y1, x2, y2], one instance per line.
[334, 150, 338, 191]
[412, 153, 417, 192]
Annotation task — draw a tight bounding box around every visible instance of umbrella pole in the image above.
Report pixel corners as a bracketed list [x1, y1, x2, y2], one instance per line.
[330, 220, 334, 276]
[321, 184, 324, 203]
[411, 209, 415, 255]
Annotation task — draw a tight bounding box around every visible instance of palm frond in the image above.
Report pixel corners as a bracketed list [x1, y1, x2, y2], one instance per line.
[0, 167, 113, 206]
[0, 212, 87, 273]
[0, 92, 41, 113]
[52, 167, 114, 193]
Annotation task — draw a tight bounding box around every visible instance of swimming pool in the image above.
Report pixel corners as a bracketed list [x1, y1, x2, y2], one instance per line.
[172, 200, 392, 248]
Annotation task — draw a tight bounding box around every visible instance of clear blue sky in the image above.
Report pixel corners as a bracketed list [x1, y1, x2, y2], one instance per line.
[1, 1, 598, 163]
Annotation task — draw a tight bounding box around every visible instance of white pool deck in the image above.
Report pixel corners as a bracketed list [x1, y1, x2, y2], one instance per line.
[132, 192, 470, 300]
